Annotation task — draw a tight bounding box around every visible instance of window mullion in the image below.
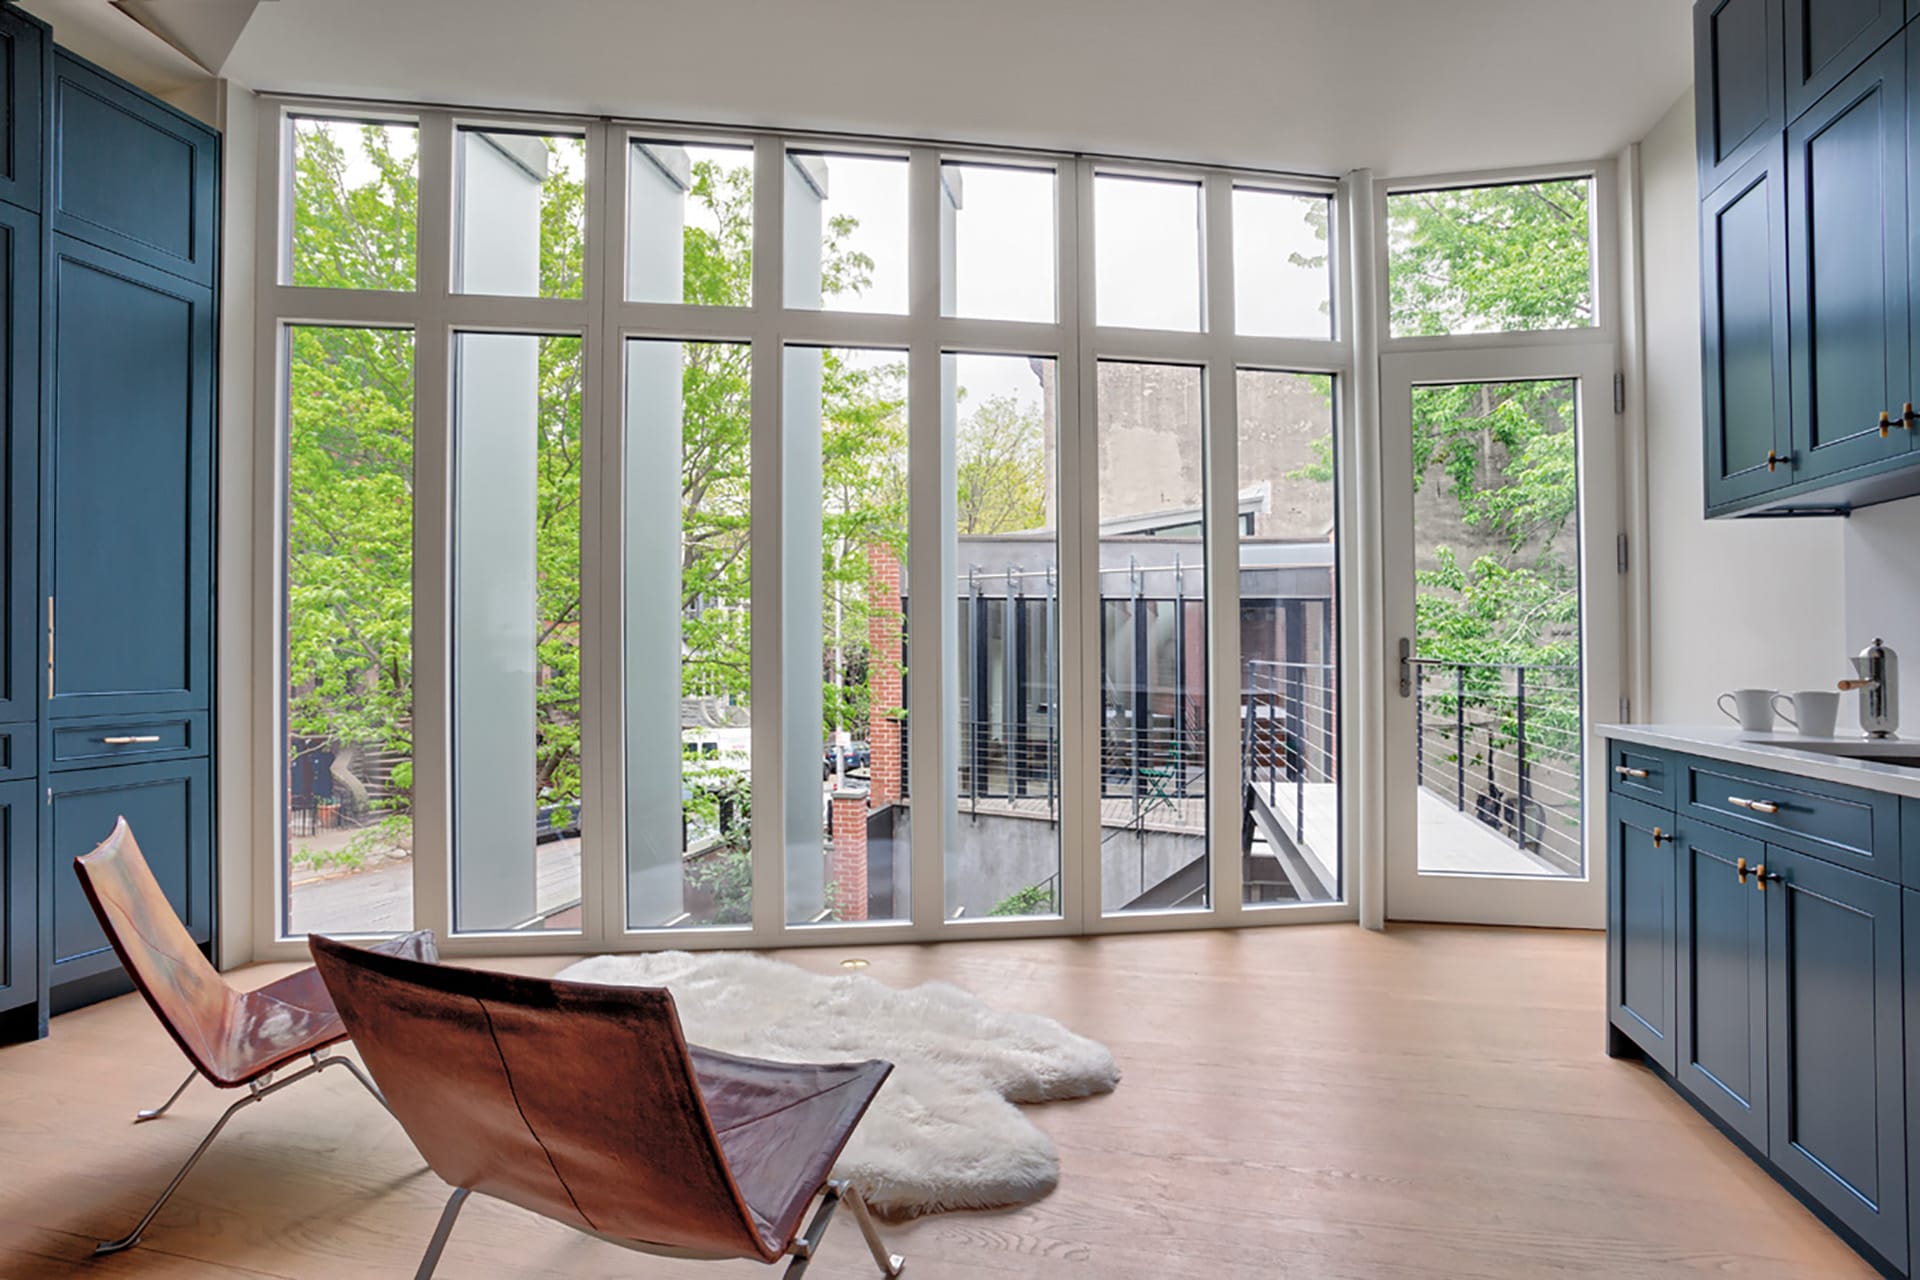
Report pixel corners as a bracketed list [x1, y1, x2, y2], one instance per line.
[905, 146, 947, 931]
[1202, 172, 1244, 924]
[410, 110, 456, 943]
[748, 134, 787, 943]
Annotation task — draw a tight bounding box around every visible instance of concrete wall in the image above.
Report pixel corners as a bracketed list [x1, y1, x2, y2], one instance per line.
[1639, 89, 1849, 725]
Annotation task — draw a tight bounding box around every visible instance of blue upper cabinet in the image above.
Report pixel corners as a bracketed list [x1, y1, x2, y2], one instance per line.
[45, 236, 212, 721]
[0, 8, 44, 214]
[1697, 0, 1784, 193]
[1786, 0, 1906, 120]
[1785, 36, 1912, 486]
[1702, 142, 1794, 509]
[50, 52, 217, 288]
[1765, 848, 1908, 1263]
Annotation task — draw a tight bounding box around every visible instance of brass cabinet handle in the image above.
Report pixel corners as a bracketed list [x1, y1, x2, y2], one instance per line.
[1882, 411, 1894, 438]
[1615, 765, 1650, 779]
[1766, 449, 1787, 473]
[1651, 826, 1671, 847]
[102, 735, 161, 745]
[1904, 402, 1919, 429]
[1736, 857, 1752, 883]
[1755, 864, 1782, 892]
[1727, 795, 1780, 815]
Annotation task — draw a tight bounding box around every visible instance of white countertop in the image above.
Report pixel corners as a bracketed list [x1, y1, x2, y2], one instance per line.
[1596, 723, 1920, 799]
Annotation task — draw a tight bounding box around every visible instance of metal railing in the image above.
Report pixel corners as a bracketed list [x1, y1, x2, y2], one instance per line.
[1412, 658, 1582, 872]
[1241, 659, 1338, 847]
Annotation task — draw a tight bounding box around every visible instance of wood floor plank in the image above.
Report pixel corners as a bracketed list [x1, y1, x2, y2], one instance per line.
[0, 924, 1879, 1278]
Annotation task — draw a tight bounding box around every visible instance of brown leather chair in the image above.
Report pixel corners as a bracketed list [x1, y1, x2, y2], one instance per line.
[72, 816, 437, 1255]
[309, 935, 906, 1279]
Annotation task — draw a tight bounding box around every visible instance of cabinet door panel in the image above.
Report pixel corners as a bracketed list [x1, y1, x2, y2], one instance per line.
[1786, 38, 1911, 482]
[1699, 0, 1785, 192]
[1609, 795, 1678, 1071]
[46, 237, 212, 720]
[46, 759, 210, 991]
[0, 9, 44, 213]
[50, 53, 217, 286]
[0, 780, 35, 1015]
[1702, 143, 1794, 507]
[1787, 0, 1906, 120]
[1676, 823, 1769, 1147]
[1766, 848, 1907, 1261]
[0, 203, 38, 725]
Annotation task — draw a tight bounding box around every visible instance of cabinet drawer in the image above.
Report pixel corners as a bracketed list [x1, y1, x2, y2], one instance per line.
[1682, 759, 1899, 879]
[50, 713, 204, 769]
[1609, 740, 1676, 809]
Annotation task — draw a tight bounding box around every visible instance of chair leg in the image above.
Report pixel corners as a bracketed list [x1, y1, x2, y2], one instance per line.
[321, 1049, 395, 1117]
[94, 1052, 365, 1255]
[134, 1070, 199, 1123]
[93, 1088, 262, 1255]
[784, 1182, 904, 1278]
[842, 1184, 906, 1277]
[412, 1187, 470, 1280]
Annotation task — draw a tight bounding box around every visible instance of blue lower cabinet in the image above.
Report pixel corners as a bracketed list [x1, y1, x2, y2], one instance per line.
[1906, 888, 1920, 1279]
[1765, 847, 1907, 1262]
[1675, 823, 1769, 1148]
[1608, 794, 1678, 1071]
[0, 780, 37, 1022]
[45, 758, 210, 1009]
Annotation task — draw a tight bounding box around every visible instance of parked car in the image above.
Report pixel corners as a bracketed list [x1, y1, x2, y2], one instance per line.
[823, 742, 871, 780]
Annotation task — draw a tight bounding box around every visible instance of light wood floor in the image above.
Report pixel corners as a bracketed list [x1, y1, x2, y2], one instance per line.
[0, 925, 1878, 1279]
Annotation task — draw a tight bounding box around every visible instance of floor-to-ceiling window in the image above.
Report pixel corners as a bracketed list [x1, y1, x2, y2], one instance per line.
[253, 96, 1407, 956]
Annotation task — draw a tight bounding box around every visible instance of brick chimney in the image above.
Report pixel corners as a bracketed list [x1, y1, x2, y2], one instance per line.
[867, 542, 905, 806]
[829, 789, 869, 922]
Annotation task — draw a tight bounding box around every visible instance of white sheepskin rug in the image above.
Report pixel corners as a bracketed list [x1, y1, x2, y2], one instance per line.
[555, 950, 1120, 1218]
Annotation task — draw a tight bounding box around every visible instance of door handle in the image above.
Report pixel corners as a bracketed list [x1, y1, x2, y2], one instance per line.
[1398, 637, 1412, 698]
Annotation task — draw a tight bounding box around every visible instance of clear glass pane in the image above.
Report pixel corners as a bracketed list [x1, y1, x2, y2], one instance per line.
[1097, 362, 1208, 914]
[784, 347, 909, 924]
[786, 152, 908, 314]
[1094, 174, 1202, 331]
[627, 140, 754, 305]
[451, 334, 582, 933]
[455, 132, 585, 299]
[1233, 189, 1333, 339]
[941, 163, 1056, 323]
[947, 354, 1061, 919]
[1387, 179, 1594, 337]
[1237, 370, 1339, 906]
[1410, 380, 1583, 878]
[625, 340, 754, 930]
[289, 118, 418, 291]
[284, 326, 415, 935]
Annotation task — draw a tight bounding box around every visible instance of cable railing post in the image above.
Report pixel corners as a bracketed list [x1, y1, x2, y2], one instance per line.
[1515, 665, 1529, 852]
[1454, 663, 1466, 812]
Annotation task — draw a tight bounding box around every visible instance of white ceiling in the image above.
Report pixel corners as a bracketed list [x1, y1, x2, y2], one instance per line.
[32, 0, 1696, 175]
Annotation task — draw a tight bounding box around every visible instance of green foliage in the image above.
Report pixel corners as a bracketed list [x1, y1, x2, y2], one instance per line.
[957, 392, 1048, 534]
[988, 881, 1056, 917]
[1388, 180, 1593, 337]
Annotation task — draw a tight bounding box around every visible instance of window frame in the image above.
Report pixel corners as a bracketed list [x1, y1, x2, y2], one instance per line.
[249, 95, 1365, 963]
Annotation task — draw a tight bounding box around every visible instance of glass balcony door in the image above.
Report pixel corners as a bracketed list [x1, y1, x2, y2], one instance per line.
[1380, 345, 1618, 928]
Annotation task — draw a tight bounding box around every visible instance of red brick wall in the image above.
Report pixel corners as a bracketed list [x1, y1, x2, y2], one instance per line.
[867, 543, 905, 805]
[829, 791, 869, 921]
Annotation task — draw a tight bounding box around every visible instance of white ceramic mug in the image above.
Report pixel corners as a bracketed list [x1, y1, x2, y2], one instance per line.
[1718, 688, 1779, 732]
[1773, 689, 1841, 738]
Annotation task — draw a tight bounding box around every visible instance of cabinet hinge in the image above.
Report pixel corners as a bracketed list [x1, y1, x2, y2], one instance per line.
[1613, 372, 1626, 415]
[1616, 532, 1628, 575]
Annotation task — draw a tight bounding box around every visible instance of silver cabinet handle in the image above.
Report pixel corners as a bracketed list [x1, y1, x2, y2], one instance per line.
[1614, 765, 1650, 779]
[102, 735, 162, 745]
[1727, 795, 1780, 814]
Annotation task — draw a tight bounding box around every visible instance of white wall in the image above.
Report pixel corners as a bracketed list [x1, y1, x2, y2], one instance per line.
[1843, 501, 1920, 730]
[1640, 89, 1849, 726]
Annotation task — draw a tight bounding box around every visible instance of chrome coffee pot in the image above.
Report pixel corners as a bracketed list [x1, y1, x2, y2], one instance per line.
[1839, 637, 1900, 739]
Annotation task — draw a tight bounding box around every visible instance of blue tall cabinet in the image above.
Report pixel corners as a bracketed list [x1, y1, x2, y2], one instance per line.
[0, 6, 219, 1040]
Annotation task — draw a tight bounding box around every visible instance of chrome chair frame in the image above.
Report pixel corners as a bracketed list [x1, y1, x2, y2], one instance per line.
[412, 1178, 906, 1280]
[94, 1047, 391, 1256]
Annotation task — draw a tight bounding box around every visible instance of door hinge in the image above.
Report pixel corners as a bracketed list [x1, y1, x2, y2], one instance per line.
[1613, 372, 1626, 415]
[1619, 695, 1631, 723]
[1616, 532, 1629, 575]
